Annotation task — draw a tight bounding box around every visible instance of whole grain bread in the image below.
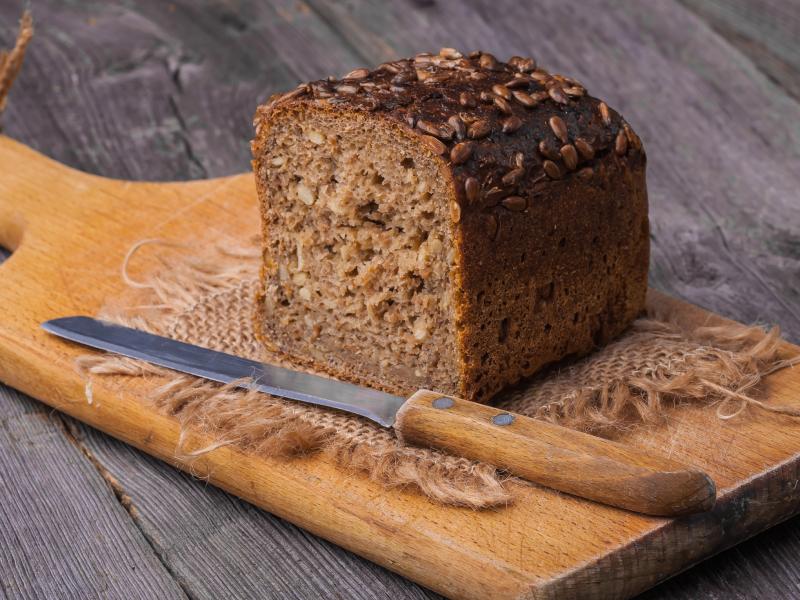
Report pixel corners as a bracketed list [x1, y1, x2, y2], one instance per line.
[250, 48, 649, 403]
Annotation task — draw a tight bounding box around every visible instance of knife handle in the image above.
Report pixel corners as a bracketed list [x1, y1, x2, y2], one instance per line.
[394, 390, 715, 516]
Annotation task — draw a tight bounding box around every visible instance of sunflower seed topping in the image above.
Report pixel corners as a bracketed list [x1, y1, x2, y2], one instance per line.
[575, 137, 595, 159]
[439, 47, 464, 60]
[599, 101, 611, 127]
[502, 167, 525, 186]
[512, 90, 537, 108]
[493, 96, 514, 115]
[561, 144, 578, 170]
[460, 91, 477, 108]
[448, 115, 466, 141]
[502, 116, 523, 134]
[549, 116, 568, 143]
[422, 135, 447, 155]
[539, 140, 562, 162]
[548, 86, 569, 104]
[543, 160, 562, 179]
[492, 84, 512, 100]
[502, 196, 527, 211]
[615, 130, 628, 155]
[465, 177, 480, 201]
[467, 119, 492, 139]
[450, 141, 475, 164]
[343, 68, 369, 80]
[450, 200, 461, 222]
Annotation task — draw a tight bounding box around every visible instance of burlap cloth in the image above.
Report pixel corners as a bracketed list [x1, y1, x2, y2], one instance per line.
[77, 242, 800, 509]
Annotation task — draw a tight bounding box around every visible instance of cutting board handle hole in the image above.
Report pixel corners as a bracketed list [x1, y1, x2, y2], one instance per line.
[0, 209, 25, 255]
[0, 246, 10, 264]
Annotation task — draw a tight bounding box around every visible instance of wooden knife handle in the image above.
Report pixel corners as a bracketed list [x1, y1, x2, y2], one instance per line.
[394, 390, 716, 516]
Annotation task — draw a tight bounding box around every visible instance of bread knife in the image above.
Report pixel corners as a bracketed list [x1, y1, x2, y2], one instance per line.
[41, 316, 715, 516]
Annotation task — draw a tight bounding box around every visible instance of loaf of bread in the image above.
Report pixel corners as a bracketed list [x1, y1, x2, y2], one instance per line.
[250, 48, 649, 403]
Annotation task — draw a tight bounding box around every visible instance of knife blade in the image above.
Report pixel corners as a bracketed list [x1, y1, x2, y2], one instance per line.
[42, 316, 716, 516]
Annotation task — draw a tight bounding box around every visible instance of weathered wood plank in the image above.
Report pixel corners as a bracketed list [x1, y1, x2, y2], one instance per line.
[0, 384, 187, 600]
[677, 0, 800, 102]
[71, 418, 442, 600]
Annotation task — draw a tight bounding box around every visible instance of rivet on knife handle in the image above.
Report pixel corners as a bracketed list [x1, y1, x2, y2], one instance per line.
[394, 390, 716, 517]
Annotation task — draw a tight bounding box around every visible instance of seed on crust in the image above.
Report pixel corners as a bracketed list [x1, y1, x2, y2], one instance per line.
[417, 120, 447, 139]
[465, 177, 480, 201]
[439, 47, 464, 59]
[515, 152, 524, 168]
[530, 71, 551, 84]
[539, 140, 561, 161]
[623, 123, 641, 149]
[450, 200, 462, 222]
[479, 53, 499, 69]
[422, 135, 447, 155]
[530, 91, 549, 102]
[486, 214, 499, 240]
[561, 145, 578, 170]
[392, 71, 418, 85]
[480, 91, 498, 104]
[502, 116, 523, 134]
[577, 167, 594, 182]
[381, 62, 401, 74]
[575, 137, 595, 160]
[505, 77, 532, 89]
[493, 96, 514, 115]
[615, 130, 628, 155]
[448, 115, 466, 141]
[278, 86, 309, 104]
[460, 91, 477, 108]
[543, 160, 562, 179]
[492, 84, 512, 100]
[264, 93, 283, 109]
[599, 102, 611, 127]
[467, 119, 492, 139]
[518, 58, 537, 73]
[502, 167, 525, 186]
[508, 56, 523, 68]
[469, 71, 489, 80]
[335, 84, 360, 95]
[563, 86, 584, 98]
[459, 112, 481, 124]
[549, 116, 568, 143]
[512, 90, 537, 108]
[451, 141, 475, 164]
[414, 53, 432, 63]
[343, 68, 369, 80]
[502, 196, 527, 211]
[548, 86, 569, 104]
[406, 112, 419, 128]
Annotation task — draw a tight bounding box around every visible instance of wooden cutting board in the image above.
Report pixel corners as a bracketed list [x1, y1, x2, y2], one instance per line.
[2, 134, 799, 600]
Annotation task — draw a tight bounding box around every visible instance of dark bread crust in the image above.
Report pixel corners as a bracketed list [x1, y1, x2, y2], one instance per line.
[251, 50, 649, 403]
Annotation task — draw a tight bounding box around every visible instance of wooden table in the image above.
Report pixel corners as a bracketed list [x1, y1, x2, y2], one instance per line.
[1, 1, 798, 598]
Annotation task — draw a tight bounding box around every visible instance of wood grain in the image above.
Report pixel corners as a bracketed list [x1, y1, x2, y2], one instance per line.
[1, 0, 800, 597]
[2, 136, 800, 599]
[396, 390, 716, 516]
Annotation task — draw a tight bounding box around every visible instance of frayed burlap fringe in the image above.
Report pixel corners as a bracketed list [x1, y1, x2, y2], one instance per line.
[77, 240, 799, 509]
[0, 11, 33, 134]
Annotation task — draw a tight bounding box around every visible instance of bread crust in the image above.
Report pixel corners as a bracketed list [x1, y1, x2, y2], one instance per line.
[251, 51, 649, 403]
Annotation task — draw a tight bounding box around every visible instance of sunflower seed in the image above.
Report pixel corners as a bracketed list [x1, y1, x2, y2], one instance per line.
[470, 50, 483, 58]
[414, 53, 433, 63]
[485, 187, 506, 206]
[277, 86, 309, 104]
[359, 81, 375, 88]
[530, 91, 549, 102]
[480, 91, 498, 104]
[502, 196, 527, 211]
[486, 214, 499, 240]
[417, 120, 447, 138]
[479, 53, 499, 69]
[465, 177, 480, 201]
[599, 101, 611, 127]
[392, 71, 417, 85]
[515, 153, 524, 168]
[575, 137, 594, 160]
[264, 93, 283, 109]
[564, 77, 584, 88]
[502, 116, 523, 134]
[502, 167, 525, 186]
[512, 90, 537, 108]
[335, 84, 360, 95]
[380, 62, 400, 74]
[530, 71, 551, 83]
[563, 86, 584, 98]
[561, 145, 578, 170]
[518, 58, 537, 73]
[549, 116, 568, 143]
[508, 56, 523, 68]
[310, 81, 333, 94]
[459, 112, 481, 124]
[494, 96, 514, 115]
[450, 200, 461, 222]
[539, 140, 561, 161]
[460, 92, 477, 108]
[548, 86, 569, 104]
[440, 47, 464, 59]
[615, 130, 628, 155]
[469, 72, 488, 80]
[467, 119, 492, 139]
[422, 135, 447, 155]
[505, 77, 532, 89]
[391, 84, 407, 93]
[439, 123, 455, 140]
[450, 141, 474, 164]
[448, 115, 466, 141]
[492, 84, 512, 100]
[543, 160, 562, 179]
[577, 167, 594, 182]
[343, 68, 369, 80]
[623, 123, 641, 149]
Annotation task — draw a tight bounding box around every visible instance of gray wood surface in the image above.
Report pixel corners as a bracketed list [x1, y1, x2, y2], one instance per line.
[1, 0, 799, 598]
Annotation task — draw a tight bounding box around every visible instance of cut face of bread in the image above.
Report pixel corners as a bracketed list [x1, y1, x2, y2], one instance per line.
[256, 103, 461, 396]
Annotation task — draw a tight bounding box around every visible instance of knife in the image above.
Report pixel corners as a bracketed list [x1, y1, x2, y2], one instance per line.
[41, 316, 715, 516]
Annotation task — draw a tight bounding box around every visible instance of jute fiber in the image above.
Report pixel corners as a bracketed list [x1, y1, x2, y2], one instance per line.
[77, 241, 800, 509]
